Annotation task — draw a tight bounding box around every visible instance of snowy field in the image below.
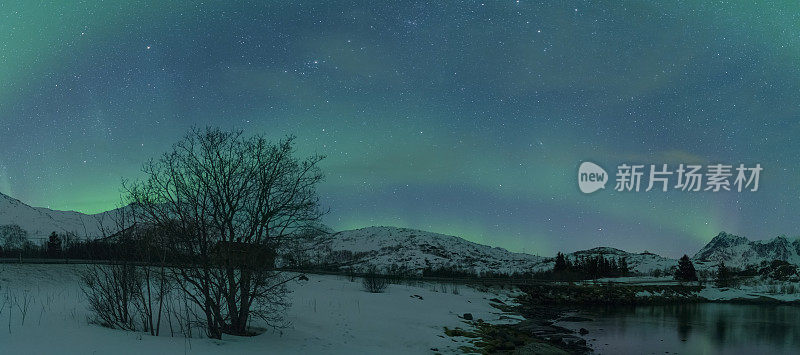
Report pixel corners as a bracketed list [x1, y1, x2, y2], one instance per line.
[0, 264, 515, 354]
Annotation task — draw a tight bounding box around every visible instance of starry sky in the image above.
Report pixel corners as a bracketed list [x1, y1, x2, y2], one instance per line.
[1, 1, 799, 257]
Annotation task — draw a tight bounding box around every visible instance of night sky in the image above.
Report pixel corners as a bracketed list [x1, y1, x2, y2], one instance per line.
[2, 1, 799, 257]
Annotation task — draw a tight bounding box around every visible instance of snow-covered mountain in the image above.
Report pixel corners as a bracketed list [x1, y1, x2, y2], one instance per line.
[0, 192, 105, 239]
[2, 188, 796, 276]
[293, 226, 548, 276]
[693, 231, 800, 269]
[292, 226, 679, 276]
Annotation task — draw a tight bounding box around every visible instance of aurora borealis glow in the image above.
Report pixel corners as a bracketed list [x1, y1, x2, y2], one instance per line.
[2, 1, 799, 257]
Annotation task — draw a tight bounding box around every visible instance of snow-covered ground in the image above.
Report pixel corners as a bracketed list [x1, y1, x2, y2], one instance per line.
[698, 280, 800, 302]
[0, 264, 516, 354]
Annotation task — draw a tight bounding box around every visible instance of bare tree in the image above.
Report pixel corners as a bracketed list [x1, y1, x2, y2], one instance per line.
[81, 262, 142, 331]
[60, 231, 77, 259]
[132, 222, 172, 336]
[0, 224, 27, 258]
[126, 127, 325, 338]
[81, 199, 172, 336]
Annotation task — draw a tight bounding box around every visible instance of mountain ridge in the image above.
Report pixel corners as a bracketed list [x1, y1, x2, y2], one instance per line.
[0, 192, 796, 273]
[292, 226, 678, 275]
[0, 192, 106, 238]
[693, 231, 800, 268]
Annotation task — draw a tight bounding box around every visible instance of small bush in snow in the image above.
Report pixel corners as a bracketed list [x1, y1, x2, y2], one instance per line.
[362, 267, 388, 293]
[81, 263, 143, 331]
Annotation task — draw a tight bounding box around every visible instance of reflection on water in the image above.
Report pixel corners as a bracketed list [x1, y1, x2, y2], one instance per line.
[559, 303, 800, 355]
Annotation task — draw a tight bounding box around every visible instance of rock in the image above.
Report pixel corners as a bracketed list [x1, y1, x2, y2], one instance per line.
[559, 335, 587, 347]
[298, 274, 309, 281]
[463, 313, 473, 320]
[579, 328, 589, 335]
[512, 342, 571, 355]
[560, 316, 593, 322]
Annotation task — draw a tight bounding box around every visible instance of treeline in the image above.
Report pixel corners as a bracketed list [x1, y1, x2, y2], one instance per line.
[420, 266, 538, 279]
[0, 224, 114, 260]
[550, 252, 630, 280]
[278, 247, 638, 281]
[0, 224, 178, 262]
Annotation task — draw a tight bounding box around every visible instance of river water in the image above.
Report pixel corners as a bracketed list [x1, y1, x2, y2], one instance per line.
[557, 303, 800, 355]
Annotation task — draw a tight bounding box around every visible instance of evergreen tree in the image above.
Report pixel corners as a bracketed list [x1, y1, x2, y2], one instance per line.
[619, 257, 629, 276]
[675, 254, 698, 282]
[556, 254, 636, 279]
[598, 256, 607, 276]
[585, 256, 594, 277]
[609, 258, 619, 276]
[47, 232, 62, 258]
[714, 260, 733, 288]
[553, 252, 567, 272]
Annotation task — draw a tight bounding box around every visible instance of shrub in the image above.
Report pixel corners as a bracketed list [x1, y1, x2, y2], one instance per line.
[362, 267, 388, 293]
[81, 263, 171, 335]
[81, 264, 143, 331]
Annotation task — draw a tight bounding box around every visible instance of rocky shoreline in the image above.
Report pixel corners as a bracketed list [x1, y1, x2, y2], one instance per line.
[442, 297, 591, 354]
[442, 281, 800, 354]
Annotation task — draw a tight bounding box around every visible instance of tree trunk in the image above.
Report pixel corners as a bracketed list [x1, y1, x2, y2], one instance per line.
[232, 269, 252, 335]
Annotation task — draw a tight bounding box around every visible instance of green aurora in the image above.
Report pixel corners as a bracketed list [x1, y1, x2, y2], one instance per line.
[1, 1, 799, 257]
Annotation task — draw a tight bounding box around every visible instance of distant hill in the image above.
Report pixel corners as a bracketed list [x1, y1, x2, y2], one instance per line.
[294, 228, 800, 276]
[290, 226, 679, 276]
[564, 247, 677, 274]
[291, 226, 548, 276]
[1, 192, 796, 274]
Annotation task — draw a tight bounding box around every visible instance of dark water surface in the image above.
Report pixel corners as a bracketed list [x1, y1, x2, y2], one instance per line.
[557, 303, 800, 355]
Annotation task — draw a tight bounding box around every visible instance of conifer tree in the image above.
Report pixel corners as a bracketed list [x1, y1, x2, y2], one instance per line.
[675, 254, 698, 282]
[47, 231, 62, 258]
[714, 260, 732, 288]
[619, 257, 629, 276]
[553, 252, 567, 272]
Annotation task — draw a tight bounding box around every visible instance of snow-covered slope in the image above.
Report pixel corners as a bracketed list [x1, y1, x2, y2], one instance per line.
[296, 226, 547, 275]
[0, 192, 105, 238]
[693, 231, 800, 268]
